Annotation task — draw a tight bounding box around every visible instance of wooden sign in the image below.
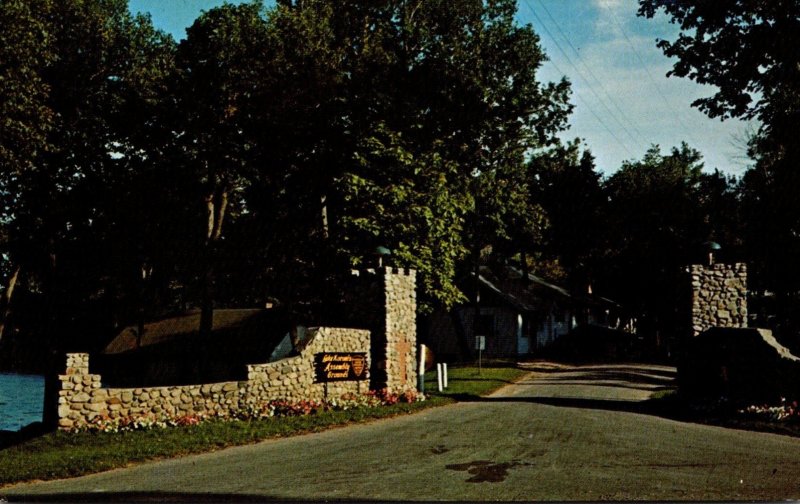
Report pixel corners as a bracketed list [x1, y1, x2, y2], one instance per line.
[314, 353, 368, 382]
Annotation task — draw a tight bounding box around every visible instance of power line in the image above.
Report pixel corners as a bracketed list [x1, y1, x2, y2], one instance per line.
[533, 38, 635, 159]
[534, 0, 651, 149]
[599, 1, 693, 133]
[522, 0, 642, 157]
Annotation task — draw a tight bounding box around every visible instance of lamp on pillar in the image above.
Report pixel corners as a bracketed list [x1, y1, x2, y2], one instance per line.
[703, 241, 721, 266]
[374, 246, 392, 268]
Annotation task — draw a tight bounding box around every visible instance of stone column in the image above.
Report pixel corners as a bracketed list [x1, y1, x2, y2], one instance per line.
[58, 353, 103, 430]
[689, 263, 748, 336]
[348, 267, 418, 393]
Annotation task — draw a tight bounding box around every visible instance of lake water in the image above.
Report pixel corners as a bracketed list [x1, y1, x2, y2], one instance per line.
[0, 373, 44, 431]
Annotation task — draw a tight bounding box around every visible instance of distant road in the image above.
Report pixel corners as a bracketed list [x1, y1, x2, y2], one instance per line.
[7, 362, 800, 501]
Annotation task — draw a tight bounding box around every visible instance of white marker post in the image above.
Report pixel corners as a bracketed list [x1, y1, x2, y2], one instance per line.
[436, 363, 443, 392]
[475, 335, 485, 376]
[418, 344, 426, 393]
[443, 363, 448, 389]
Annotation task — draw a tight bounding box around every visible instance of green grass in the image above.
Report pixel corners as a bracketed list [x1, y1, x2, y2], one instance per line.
[422, 364, 527, 399]
[0, 365, 524, 487]
[648, 389, 678, 401]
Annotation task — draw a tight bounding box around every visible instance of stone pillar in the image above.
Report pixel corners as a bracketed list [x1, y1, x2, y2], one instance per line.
[58, 353, 103, 430]
[348, 267, 417, 393]
[689, 263, 748, 336]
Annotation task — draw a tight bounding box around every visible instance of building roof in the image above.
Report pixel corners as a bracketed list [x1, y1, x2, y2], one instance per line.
[104, 309, 273, 354]
[474, 265, 619, 312]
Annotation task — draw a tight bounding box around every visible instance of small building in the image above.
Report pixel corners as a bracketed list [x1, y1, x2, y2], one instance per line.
[423, 265, 625, 360]
[96, 308, 291, 387]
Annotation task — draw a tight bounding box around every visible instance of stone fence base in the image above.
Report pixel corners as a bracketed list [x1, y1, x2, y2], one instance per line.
[58, 327, 370, 430]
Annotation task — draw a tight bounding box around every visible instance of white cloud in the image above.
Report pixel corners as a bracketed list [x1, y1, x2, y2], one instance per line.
[537, 0, 755, 175]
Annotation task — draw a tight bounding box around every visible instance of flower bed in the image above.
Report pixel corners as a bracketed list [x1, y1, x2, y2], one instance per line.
[738, 398, 800, 422]
[73, 389, 425, 433]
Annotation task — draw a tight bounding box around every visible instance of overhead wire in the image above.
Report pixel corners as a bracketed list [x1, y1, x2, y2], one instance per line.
[534, 0, 651, 148]
[598, 1, 693, 133]
[521, 0, 640, 158]
[525, 31, 635, 158]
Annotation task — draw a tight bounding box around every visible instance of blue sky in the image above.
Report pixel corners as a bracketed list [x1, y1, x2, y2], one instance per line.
[128, 0, 754, 176]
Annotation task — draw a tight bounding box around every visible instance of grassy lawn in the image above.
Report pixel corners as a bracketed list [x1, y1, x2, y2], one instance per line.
[422, 364, 527, 399]
[0, 365, 526, 487]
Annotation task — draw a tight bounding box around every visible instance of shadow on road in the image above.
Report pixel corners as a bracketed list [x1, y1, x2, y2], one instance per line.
[442, 362, 689, 422]
[452, 394, 684, 419]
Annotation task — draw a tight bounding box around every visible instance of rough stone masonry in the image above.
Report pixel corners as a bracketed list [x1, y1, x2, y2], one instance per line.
[689, 263, 748, 336]
[57, 327, 370, 430]
[347, 267, 418, 393]
[56, 267, 419, 430]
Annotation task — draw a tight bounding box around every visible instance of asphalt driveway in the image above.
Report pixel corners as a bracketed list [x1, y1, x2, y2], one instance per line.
[6, 362, 800, 501]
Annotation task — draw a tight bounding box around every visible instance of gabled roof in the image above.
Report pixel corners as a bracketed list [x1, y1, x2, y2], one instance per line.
[104, 309, 271, 354]
[473, 265, 619, 312]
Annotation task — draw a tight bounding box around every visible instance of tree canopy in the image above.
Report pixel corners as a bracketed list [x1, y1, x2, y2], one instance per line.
[8, 0, 797, 369]
[639, 0, 800, 338]
[0, 0, 575, 363]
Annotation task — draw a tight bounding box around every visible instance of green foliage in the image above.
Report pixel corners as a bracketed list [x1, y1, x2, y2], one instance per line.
[238, 0, 571, 315]
[600, 143, 741, 332]
[639, 0, 800, 320]
[529, 143, 606, 291]
[0, 0, 177, 352]
[340, 125, 471, 312]
[0, 0, 573, 357]
[638, 0, 800, 124]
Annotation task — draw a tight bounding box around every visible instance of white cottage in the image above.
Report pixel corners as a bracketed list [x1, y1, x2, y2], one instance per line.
[423, 265, 621, 359]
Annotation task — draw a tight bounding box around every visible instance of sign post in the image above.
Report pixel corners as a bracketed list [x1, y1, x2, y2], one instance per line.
[314, 353, 368, 382]
[475, 335, 485, 375]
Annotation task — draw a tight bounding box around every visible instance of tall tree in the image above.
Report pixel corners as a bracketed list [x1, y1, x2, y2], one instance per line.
[601, 143, 740, 338]
[174, 2, 268, 335]
[638, 0, 800, 299]
[0, 0, 55, 341]
[248, 0, 572, 313]
[0, 0, 175, 344]
[529, 143, 607, 292]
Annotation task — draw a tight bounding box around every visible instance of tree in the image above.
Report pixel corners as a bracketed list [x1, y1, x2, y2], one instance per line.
[601, 144, 740, 338]
[639, 0, 800, 303]
[0, 0, 55, 341]
[249, 0, 572, 313]
[638, 1, 800, 125]
[529, 143, 607, 292]
[173, 2, 269, 335]
[0, 0, 175, 347]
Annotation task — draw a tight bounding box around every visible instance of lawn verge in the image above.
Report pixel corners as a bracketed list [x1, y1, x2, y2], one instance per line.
[1, 365, 526, 487]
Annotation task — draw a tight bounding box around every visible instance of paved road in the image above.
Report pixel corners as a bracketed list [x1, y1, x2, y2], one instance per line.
[6, 362, 800, 501]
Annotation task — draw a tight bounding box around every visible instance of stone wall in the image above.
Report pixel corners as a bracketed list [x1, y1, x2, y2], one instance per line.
[689, 263, 748, 336]
[58, 327, 369, 430]
[347, 267, 418, 393]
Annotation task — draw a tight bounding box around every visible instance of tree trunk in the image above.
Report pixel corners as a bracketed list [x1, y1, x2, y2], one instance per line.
[471, 244, 481, 358]
[200, 188, 228, 339]
[42, 250, 60, 430]
[0, 264, 21, 342]
[211, 189, 228, 241]
[136, 263, 151, 348]
[320, 193, 329, 240]
[205, 193, 215, 240]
